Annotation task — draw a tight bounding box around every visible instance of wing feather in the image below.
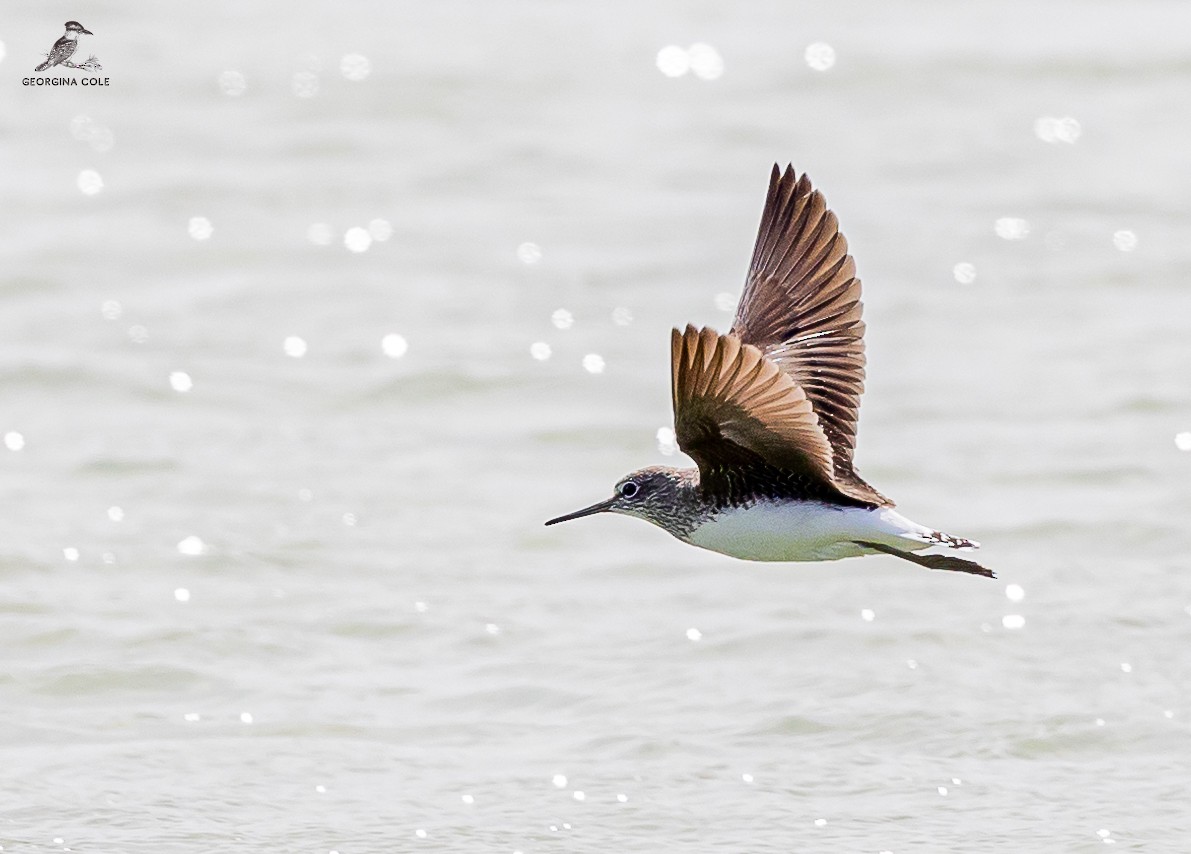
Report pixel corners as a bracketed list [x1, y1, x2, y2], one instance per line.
[671, 325, 887, 508]
[731, 165, 868, 478]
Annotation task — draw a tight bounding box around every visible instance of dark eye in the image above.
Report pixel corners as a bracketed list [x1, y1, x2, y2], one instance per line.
[619, 481, 639, 498]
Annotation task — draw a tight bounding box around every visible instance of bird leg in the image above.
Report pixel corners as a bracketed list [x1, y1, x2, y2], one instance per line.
[853, 540, 995, 579]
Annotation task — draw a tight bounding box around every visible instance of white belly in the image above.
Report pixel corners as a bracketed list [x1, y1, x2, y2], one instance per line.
[683, 501, 936, 562]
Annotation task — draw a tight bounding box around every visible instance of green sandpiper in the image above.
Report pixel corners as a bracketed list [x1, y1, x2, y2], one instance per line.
[546, 164, 993, 579]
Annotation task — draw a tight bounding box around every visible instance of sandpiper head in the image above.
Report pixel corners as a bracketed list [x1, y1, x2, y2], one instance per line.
[545, 465, 694, 532]
[65, 21, 93, 35]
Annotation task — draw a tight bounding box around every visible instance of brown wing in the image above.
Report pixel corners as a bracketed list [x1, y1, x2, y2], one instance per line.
[731, 164, 867, 480]
[671, 325, 887, 508]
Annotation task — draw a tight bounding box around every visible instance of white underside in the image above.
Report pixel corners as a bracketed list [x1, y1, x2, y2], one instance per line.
[682, 501, 952, 562]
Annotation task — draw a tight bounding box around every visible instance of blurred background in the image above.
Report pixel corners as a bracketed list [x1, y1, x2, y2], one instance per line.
[2, 1, 1190, 851]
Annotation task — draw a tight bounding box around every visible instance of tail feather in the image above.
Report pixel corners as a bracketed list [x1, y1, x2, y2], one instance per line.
[855, 540, 995, 579]
[34, 59, 52, 72]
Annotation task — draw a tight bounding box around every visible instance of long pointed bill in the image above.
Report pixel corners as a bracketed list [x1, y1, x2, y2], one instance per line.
[544, 496, 616, 526]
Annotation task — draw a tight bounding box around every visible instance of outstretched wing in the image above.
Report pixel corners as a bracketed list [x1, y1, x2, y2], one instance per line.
[731, 164, 867, 478]
[671, 325, 887, 508]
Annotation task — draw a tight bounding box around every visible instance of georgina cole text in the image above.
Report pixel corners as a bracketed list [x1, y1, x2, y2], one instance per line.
[23, 77, 111, 86]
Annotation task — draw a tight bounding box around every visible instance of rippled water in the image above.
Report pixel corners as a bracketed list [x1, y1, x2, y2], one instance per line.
[2, 2, 1190, 852]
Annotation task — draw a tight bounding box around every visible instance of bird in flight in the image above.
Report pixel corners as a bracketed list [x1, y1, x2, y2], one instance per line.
[546, 164, 993, 579]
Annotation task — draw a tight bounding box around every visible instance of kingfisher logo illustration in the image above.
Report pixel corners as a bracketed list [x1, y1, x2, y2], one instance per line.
[23, 20, 108, 86]
[35, 20, 100, 71]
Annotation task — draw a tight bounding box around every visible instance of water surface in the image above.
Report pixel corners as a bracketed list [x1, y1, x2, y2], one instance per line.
[2, 2, 1190, 851]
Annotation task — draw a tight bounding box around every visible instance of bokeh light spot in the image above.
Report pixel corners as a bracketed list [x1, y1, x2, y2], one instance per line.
[995, 217, 1030, 240]
[369, 219, 393, 241]
[344, 227, 372, 253]
[1112, 230, 1137, 252]
[188, 216, 213, 241]
[1034, 116, 1081, 144]
[953, 262, 977, 284]
[517, 242, 542, 264]
[382, 333, 409, 358]
[177, 535, 205, 556]
[656, 426, 677, 456]
[77, 169, 103, 195]
[656, 45, 690, 77]
[688, 43, 724, 80]
[218, 70, 247, 96]
[284, 336, 308, 358]
[340, 53, 371, 81]
[805, 42, 836, 71]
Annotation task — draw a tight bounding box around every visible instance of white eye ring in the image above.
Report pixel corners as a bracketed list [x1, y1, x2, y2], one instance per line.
[619, 481, 639, 498]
